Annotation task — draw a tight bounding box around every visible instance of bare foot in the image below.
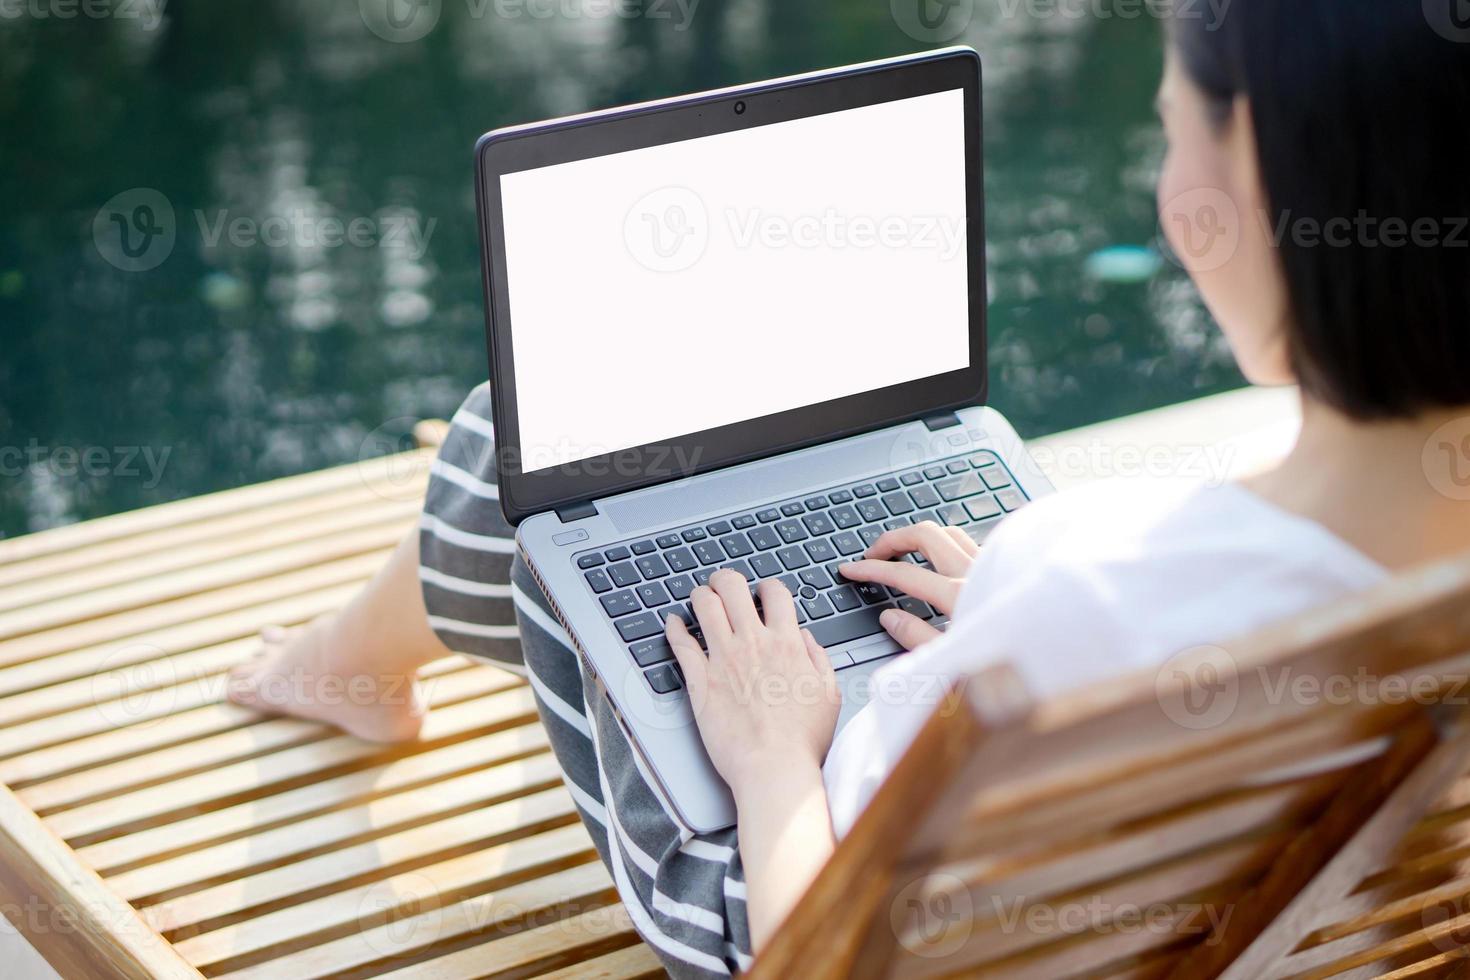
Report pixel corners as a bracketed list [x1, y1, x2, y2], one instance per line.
[227, 616, 427, 743]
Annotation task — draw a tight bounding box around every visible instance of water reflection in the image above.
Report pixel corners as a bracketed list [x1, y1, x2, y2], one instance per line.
[0, 0, 1241, 537]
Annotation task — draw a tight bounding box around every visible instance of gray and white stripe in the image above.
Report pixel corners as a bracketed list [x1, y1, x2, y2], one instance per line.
[419, 383, 753, 977]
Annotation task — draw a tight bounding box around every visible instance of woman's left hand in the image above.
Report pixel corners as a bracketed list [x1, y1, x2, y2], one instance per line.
[665, 570, 841, 796]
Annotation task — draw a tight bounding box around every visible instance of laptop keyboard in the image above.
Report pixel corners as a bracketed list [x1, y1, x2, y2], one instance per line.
[574, 449, 1029, 696]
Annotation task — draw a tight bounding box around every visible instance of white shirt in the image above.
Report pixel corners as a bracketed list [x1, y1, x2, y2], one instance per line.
[821, 478, 1388, 837]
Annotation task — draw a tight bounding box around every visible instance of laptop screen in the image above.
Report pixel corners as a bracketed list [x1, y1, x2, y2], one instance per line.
[499, 87, 971, 475]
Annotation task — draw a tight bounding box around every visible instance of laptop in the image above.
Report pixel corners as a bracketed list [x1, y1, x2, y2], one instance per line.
[473, 46, 1054, 832]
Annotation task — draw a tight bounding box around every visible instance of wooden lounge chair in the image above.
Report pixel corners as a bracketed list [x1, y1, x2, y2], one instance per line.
[752, 551, 1470, 979]
[2, 409, 1468, 979]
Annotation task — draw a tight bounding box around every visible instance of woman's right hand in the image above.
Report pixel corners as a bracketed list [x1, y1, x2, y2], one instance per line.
[837, 521, 979, 650]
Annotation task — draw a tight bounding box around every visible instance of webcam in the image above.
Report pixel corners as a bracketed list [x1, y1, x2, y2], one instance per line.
[733, 100, 747, 115]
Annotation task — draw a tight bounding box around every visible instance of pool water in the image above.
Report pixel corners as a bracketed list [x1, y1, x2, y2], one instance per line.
[0, 0, 1242, 538]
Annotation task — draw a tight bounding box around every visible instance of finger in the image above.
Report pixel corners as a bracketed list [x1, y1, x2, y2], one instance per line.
[945, 525, 981, 558]
[757, 577, 799, 631]
[689, 585, 733, 647]
[879, 608, 945, 651]
[710, 569, 762, 634]
[839, 559, 962, 611]
[802, 628, 834, 678]
[664, 616, 708, 690]
[865, 523, 972, 576]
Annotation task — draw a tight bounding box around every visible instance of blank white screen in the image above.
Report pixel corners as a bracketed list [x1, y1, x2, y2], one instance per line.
[500, 87, 971, 473]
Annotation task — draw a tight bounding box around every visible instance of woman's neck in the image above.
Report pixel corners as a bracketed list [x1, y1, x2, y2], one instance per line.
[1240, 393, 1470, 570]
[1242, 392, 1470, 570]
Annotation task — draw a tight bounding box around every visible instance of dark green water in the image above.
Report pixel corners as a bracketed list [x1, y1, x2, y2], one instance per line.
[0, 0, 1242, 539]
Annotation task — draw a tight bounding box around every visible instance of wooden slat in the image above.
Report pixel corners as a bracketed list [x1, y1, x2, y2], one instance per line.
[530, 941, 667, 980]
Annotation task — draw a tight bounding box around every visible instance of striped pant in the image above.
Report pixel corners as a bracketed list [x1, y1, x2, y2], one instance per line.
[418, 384, 753, 977]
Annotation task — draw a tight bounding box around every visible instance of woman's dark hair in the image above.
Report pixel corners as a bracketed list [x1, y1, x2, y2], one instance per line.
[1169, 1, 1470, 420]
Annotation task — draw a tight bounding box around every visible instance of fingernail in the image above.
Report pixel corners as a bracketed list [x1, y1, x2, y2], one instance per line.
[880, 610, 899, 629]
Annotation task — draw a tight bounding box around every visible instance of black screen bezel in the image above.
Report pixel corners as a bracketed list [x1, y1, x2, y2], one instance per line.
[474, 49, 986, 525]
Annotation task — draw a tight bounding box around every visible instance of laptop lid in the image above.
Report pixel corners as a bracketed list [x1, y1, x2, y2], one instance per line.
[475, 47, 985, 525]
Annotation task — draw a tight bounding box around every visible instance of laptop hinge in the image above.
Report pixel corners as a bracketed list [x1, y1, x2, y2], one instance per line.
[922, 411, 963, 431]
[555, 500, 599, 523]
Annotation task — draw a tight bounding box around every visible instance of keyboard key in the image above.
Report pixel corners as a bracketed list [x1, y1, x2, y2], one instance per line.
[877, 477, 901, 492]
[606, 546, 631, 562]
[781, 502, 805, 517]
[720, 559, 755, 582]
[577, 554, 604, 569]
[805, 538, 837, 563]
[659, 602, 692, 626]
[884, 518, 910, 531]
[616, 612, 664, 642]
[637, 554, 671, 580]
[855, 582, 888, 605]
[859, 524, 885, 547]
[830, 585, 862, 612]
[923, 466, 946, 480]
[936, 473, 984, 501]
[682, 527, 707, 542]
[898, 597, 935, 619]
[732, 514, 758, 530]
[720, 533, 755, 558]
[829, 505, 862, 529]
[585, 569, 614, 593]
[829, 489, 853, 504]
[996, 487, 1027, 511]
[601, 590, 640, 617]
[608, 562, 641, 588]
[802, 594, 836, 619]
[804, 495, 830, 510]
[748, 526, 782, 551]
[693, 541, 726, 565]
[656, 534, 682, 549]
[882, 492, 916, 516]
[947, 460, 969, 474]
[776, 520, 809, 544]
[750, 552, 784, 578]
[964, 496, 1003, 521]
[666, 547, 698, 572]
[637, 582, 672, 608]
[970, 452, 999, 469]
[853, 483, 877, 498]
[832, 531, 864, 555]
[806, 604, 895, 647]
[777, 546, 811, 570]
[694, 568, 716, 586]
[966, 520, 1001, 545]
[630, 637, 673, 667]
[910, 485, 941, 509]
[857, 500, 887, 523]
[802, 513, 835, 536]
[982, 467, 1013, 491]
[757, 508, 781, 523]
[937, 504, 969, 526]
[777, 573, 803, 594]
[631, 540, 656, 556]
[900, 472, 923, 486]
[800, 568, 833, 589]
[913, 510, 940, 527]
[645, 663, 682, 694]
[666, 574, 696, 599]
[706, 520, 733, 536]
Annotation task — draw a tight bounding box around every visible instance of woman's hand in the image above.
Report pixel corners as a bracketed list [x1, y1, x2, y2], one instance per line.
[665, 570, 841, 795]
[838, 521, 979, 650]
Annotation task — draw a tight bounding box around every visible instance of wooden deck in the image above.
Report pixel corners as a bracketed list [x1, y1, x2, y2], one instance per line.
[8, 386, 1467, 979]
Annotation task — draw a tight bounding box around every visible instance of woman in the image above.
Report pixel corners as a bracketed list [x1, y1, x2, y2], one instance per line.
[229, 2, 1470, 974]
